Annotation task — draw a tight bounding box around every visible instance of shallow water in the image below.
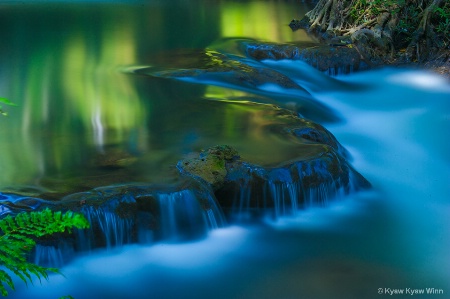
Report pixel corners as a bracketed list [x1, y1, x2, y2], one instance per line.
[1, 1, 449, 299]
[0, 0, 316, 193]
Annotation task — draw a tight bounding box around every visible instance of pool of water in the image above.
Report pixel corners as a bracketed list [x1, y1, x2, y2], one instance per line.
[0, 0, 316, 193]
[1, 1, 449, 299]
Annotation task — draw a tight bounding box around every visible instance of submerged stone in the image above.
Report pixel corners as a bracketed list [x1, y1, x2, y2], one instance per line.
[132, 49, 314, 102]
[174, 104, 370, 220]
[92, 148, 138, 169]
[178, 141, 370, 220]
[129, 46, 342, 123]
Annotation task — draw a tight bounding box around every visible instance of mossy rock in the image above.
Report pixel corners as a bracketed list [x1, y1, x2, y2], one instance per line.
[177, 145, 240, 189]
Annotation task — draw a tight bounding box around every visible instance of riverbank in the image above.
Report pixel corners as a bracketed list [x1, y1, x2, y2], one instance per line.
[422, 53, 450, 78]
[288, 0, 450, 80]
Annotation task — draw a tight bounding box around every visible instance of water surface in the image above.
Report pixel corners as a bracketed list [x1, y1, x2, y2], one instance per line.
[0, 1, 449, 299]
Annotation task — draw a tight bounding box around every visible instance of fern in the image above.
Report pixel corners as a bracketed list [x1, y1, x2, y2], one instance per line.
[0, 208, 90, 296]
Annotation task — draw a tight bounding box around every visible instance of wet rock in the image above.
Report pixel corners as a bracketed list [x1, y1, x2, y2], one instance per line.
[0, 177, 226, 261]
[177, 145, 239, 189]
[57, 179, 225, 248]
[0, 193, 56, 216]
[174, 110, 368, 216]
[244, 42, 369, 75]
[177, 142, 370, 220]
[289, 18, 310, 31]
[130, 46, 343, 123]
[0, 113, 371, 262]
[215, 146, 370, 219]
[283, 124, 350, 159]
[134, 49, 311, 95]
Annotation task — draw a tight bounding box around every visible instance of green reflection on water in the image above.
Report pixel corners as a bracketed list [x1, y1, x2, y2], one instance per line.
[0, 4, 149, 192]
[220, 1, 314, 43]
[0, 1, 313, 195]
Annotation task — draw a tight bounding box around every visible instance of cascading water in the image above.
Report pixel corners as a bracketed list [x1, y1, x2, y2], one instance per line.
[0, 180, 227, 269]
[76, 205, 134, 250]
[212, 147, 369, 221]
[69, 183, 227, 249]
[33, 245, 66, 268]
[1, 1, 449, 299]
[219, 164, 337, 220]
[154, 189, 225, 241]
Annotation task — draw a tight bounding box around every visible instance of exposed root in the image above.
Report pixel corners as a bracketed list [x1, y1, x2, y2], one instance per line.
[343, 18, 376, 36]
[406, 0, 444, 61]
[293, 0, 449, 66]
[307, 0, 334, 30]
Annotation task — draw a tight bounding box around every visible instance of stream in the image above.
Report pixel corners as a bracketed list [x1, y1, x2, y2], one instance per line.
[0, 1, 449, 299]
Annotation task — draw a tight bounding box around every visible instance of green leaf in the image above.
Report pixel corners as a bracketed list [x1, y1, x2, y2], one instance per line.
[0, 270, 14, 290]
[0, 208, 90, 297]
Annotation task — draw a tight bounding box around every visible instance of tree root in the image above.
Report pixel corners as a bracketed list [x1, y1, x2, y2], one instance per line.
[343, 18, 376, 36]
[294, 0, 449, 68]
[406, 0, 444, 61]
[307, 0, 334, 30]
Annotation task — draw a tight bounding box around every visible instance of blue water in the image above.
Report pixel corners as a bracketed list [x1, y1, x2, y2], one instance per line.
[1, 1, 449, 298]
[7, 65, 449, 299]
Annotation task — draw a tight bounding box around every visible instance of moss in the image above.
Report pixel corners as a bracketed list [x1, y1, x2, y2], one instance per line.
[205, 145, 240, 161]
[178, 145, 240, 189]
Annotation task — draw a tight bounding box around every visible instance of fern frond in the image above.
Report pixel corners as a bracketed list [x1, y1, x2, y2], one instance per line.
[0, 208, 90, 296]
[0, 269, 14, 296]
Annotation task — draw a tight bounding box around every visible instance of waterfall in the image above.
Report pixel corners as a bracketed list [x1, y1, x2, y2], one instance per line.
[33, 244, 69, 268]
[154, 189, 226, 241]
[0, 181, 227, 268]
[227, 173, 351, 221]
[75, 205, 134, 251]
[63, 182, 227, 252]
[216, 152, 369, 221]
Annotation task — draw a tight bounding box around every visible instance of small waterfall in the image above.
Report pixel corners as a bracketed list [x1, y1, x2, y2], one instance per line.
[267, 168, 298, 218]
[226, 176, 347, 221]
[33, 244, 66, 268]
[156, 190, 204, 241]
[64, 182, 227, 250]
[75, 205, 134, 251]
[267, 181, 300, 218]
[205, 208, 220, 229]
[0, 181, 227, 266]
[154, 188, 226, 241]
[216, 150, 370, 221]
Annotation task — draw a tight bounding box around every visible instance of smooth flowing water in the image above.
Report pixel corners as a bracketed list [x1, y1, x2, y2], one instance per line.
[1, 1, 449, 299]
